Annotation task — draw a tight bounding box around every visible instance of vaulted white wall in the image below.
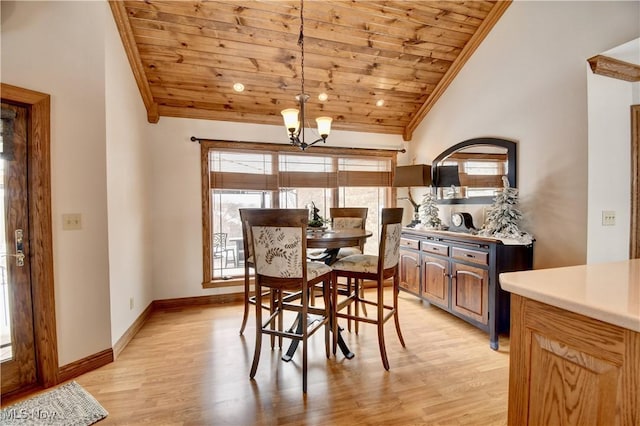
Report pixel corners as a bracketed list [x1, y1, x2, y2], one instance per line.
[105, 3, 154, 346]
[405, 0, 640, 269]
[587, 38, 639, 264]
[1, 1, 111, 365]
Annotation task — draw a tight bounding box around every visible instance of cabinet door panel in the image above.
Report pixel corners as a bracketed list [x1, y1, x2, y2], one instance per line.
[509, 295, 638, 426]
[422, 255, 448, 308]
[399, 249, 420, 295]
[451, 263, 488, 324]
[529, 333, 620, 425]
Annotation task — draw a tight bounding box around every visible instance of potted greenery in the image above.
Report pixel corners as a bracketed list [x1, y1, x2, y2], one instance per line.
[308, 202, 327, 228]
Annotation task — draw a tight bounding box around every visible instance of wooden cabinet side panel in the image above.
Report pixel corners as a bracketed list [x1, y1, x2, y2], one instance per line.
[621, 330, 639, 426]
[508, 295, 638, 426]
[508, 294, 530, 426]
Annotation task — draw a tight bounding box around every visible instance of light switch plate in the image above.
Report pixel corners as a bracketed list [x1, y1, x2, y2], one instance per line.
[62, 213, 82, 230]
[601, 210, 616, 226]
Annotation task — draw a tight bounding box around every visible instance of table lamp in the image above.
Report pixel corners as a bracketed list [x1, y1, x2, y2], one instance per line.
[392, 164, 432, 227]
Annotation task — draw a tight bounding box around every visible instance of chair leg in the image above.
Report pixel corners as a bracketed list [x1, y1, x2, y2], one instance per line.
[269, 291, 276, 349]
[309, 283, 316, 306]
[346, 277, 352, 332]
[277, 289, 284, 349]
[239, 274, 250, 335]
[354, 278, 360, 335]
[360, 281, 368, 317]
[393, 274, 406, 347]
[377, 280, 390, 370]
[250, 283, 263, 379]
[331, 272, 339, 356]
[323, 279, 331, 359]
[301, 284, 309, 393]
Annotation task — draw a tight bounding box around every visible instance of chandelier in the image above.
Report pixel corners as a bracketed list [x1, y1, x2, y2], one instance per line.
[281, 0, 332, 150]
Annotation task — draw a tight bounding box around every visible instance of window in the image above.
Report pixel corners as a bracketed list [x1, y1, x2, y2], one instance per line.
[200, 141, 397, 286]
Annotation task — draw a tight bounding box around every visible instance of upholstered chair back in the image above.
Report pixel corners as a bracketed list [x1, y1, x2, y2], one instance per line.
[252, 226, 304, 278]
[382, 222, 402, 270]
[247, 209, 308, 279]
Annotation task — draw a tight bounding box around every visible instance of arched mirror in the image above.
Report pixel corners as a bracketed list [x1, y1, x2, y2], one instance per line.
[432, 137, 517, 204]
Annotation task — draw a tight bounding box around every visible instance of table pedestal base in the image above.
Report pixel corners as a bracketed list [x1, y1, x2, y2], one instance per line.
[282, 315, 354, 361]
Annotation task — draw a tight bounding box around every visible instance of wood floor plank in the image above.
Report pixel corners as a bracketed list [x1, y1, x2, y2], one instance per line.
[8, 291, 511, 424]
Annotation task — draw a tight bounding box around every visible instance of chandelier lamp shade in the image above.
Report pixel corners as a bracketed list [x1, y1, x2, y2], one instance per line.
[281, 0, 333, 150]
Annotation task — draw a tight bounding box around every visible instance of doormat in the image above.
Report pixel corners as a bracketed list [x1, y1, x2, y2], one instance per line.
[0, 381, 108, 425]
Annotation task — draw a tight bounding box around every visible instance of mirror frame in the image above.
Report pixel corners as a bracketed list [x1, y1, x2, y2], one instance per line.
[432, 137, 517, 205]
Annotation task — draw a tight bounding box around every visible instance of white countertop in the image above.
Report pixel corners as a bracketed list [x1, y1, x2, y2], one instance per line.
[500, 259, 640, 332]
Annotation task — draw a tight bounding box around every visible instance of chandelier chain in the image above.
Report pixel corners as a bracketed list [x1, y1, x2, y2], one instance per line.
[299, 0, 304, 97]
[280, 0, 331, 150]
[298, 0, 305, 145]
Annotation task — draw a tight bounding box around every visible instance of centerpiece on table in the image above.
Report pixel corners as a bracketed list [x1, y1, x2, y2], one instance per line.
[307, 202, 328, 229]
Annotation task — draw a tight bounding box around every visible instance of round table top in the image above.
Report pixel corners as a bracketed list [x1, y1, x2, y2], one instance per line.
[306, 228, 373, 249]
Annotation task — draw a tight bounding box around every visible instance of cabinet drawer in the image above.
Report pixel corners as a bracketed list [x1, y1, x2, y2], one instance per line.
[400, 238, 419, 250]
[421, 242, 449, 256]
[451, 247, 488, 265]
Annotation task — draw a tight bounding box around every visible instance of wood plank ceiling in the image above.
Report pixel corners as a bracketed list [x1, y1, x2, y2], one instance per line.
[110, 1, 510, 141]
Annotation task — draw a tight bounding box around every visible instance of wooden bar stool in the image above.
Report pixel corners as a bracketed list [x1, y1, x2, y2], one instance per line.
[330, 207, 405, 370]
[247, 208, 332, 393]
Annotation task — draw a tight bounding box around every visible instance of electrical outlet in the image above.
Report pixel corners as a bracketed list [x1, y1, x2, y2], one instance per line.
[129, 297, 134, 310]
[62, 213, 82, 230]
[602, 210, 616, 226]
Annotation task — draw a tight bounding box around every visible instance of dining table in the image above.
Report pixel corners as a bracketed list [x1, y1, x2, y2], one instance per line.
[306, 227, 373, 264]
[281, 227, 373, 362]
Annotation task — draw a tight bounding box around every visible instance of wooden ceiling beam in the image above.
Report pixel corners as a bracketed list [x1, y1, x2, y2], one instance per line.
[108, 1, 159, 123]
[587, 55, 640, 82]
[157, 105, 405, 135]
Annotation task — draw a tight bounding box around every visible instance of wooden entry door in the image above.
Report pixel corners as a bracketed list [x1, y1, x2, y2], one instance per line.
[0, 102, 37, 394]
[0, 84, 58, 398]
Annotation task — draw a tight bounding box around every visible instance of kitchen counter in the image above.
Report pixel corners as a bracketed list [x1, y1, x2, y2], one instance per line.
[501, 259, 640, 425]
[500, 259, 640, 332]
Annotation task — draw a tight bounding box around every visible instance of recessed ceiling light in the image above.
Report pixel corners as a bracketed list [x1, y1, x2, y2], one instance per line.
[376, 99, 385, 107]
[233, 82, 245, 92]
[318, 92, 328, 102]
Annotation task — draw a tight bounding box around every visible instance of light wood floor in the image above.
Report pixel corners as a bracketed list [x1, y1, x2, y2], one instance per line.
[28, 291, 512, 425]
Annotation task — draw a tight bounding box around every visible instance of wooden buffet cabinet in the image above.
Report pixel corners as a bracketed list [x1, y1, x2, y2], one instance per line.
[501, 261, 639, 426]
[399, 228, 533, 349]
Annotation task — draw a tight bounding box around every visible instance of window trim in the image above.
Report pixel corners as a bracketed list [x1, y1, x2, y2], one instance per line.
[200, 139, 399, 287]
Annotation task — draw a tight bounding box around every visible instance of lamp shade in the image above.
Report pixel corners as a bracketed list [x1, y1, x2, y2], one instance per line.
[435, 165, 461, 187]
[392, 164, 432, 187]
[281, 108, 300, 133]
[315, 116, 332, 137]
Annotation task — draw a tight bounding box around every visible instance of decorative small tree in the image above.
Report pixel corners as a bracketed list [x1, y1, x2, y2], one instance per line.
[419, 189, 442, 229]
[479, 176, 532, 243]
[307, 201, 327, 227]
